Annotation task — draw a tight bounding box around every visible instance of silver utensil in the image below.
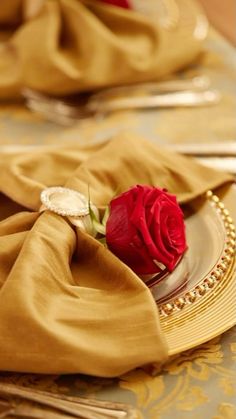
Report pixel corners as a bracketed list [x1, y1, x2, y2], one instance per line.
[22, 75, 220, 125]
[196, 157, 236, 174]
[0, 384, 138, 419]
[164, 142, 236, 174]
[87, 89, 220, 113]
[166, 141, 236, 157]
[89, 76, 211, 97]
[0, 399, 75, 418]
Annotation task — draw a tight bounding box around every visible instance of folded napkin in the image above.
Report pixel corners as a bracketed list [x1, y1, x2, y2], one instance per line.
[0, 134, 233, 377]
[0, 0, 206, 99]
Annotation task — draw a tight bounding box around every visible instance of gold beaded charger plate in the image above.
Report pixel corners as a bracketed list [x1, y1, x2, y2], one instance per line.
[156, 184, 236, 356]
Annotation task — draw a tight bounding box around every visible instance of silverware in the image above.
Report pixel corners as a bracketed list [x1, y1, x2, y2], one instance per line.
[164, 142, 236, 174]
[22, 75, 220, 125]
[166, 141, 236, 157]
[0, 384, 138, 419]
[90, 76, 211, 97]
[88, 89, 220, 113]
[0, 399, 74, 418]
[195, 157, 236, 174]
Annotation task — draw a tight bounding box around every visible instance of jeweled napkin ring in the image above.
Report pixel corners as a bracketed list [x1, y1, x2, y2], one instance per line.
[40, 187, 89, 216]
[40, 187, 98, 236]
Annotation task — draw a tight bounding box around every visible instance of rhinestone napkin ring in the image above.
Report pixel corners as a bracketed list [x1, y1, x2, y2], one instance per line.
[40, 187, 89, 217]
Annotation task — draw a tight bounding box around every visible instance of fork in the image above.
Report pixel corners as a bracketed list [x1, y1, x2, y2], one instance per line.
[22, 75, 220, 125]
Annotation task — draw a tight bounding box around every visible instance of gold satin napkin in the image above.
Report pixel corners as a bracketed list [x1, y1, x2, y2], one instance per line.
[0, 134, 233, 377]
[0, 0, 206, 99]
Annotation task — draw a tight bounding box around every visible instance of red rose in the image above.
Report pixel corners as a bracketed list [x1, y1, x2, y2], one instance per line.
[98, 0, 131, 9]
[106, 185, 187, 275]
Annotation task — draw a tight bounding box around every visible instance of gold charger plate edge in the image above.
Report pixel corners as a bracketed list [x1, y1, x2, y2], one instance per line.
[162, 183, 236, 356]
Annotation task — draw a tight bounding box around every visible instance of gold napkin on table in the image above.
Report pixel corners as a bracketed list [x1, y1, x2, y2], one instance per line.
[0, 134, 233, 377]
[0, 0, 207, 99]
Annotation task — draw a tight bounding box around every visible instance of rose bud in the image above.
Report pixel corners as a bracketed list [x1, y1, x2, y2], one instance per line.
[106, 185, 187, 276]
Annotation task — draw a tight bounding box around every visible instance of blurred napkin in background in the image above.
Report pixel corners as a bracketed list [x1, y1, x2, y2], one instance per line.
[0, 134, 233, 377]
[0, 0, 208, 99]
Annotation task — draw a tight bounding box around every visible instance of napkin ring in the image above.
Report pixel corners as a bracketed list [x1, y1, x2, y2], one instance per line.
[40, 187, 89, 217]
[40, 186, 99, 236]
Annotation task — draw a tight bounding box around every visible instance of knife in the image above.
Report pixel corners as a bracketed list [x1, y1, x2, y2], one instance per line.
[166, 141, 236, 157]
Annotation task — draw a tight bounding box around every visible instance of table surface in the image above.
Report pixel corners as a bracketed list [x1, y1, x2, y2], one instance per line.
[0, 28, 236, 419]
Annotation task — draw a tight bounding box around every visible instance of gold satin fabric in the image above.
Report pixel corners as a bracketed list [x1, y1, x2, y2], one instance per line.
[0, 0, 206, 98]
[0, 134, 233, 376]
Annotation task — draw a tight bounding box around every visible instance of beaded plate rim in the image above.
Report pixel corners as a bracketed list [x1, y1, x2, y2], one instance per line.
[158, 190, 236, 317]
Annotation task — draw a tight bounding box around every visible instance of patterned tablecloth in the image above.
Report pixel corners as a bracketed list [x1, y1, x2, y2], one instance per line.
[0, 29, 236, 418]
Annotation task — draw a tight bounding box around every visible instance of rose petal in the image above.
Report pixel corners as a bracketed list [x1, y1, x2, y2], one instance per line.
[106, 185, 187, 275]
